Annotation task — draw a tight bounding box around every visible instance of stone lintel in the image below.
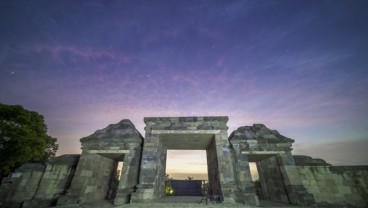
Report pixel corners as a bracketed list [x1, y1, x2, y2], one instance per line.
[241, 151, 283, 155]
[87, 150, 129, 154]
[86, 150, 129, 161]
[241, 151, 284, 162]
[151, 129, 221, 134]
[144, 116, 229, 123]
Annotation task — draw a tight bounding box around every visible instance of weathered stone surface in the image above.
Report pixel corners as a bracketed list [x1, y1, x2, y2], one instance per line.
[25, 155, 80, 207]
[296, 159, 368, 207]
[57, 119, 143, 206]
[1, 117, 367, 208]
[132, 116, 234, 204]
[229, 124, 294, 150]
[0, 163, 45, 208]
[228, 124, 313, 206]
[293, 155, 331, 166]
[81, 119, 141, 141]
[0, 155, 80, 208]
[144, 116, 229, 131]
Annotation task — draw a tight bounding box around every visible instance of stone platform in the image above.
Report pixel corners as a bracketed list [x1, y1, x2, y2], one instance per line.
[56, 197, 313, 208]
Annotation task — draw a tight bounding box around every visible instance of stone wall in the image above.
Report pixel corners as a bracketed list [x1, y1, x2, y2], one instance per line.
[0, 163, 45, 207]
[56, 153, 117, 205]
[25, 155, 80, 207]
[295, 155, 368, 207]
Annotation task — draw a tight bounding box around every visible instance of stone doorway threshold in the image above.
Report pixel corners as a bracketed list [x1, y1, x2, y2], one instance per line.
[260, 200, 301, 207]
[156, 196, 203, 203]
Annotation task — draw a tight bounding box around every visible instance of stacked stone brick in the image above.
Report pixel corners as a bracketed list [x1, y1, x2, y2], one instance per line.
[0, 117, 367, 207]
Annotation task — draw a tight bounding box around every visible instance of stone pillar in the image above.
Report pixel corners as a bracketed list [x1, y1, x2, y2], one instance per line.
[206, 137, 222, 196]
[131, 133, 160, 202]
[156, 143, 167, 198]
[256, 161, 269, 200]
[214, 133, 238, 203]
[231, 146, 259, 206]
[258, 156, 289, 203]
[114, 146, 142, 205]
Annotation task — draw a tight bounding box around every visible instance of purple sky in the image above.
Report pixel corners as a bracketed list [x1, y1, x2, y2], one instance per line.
[1, 0, 368, 167]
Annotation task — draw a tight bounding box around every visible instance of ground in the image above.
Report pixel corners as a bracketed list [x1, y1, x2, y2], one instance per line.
[56, 197, 314, 208]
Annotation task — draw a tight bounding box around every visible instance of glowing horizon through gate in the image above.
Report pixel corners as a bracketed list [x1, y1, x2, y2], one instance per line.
[165, 150, 259, 181]
[166, 150, 208, 180]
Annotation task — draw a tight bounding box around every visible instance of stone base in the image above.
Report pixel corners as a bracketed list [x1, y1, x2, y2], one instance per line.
[244, 194, 260, 206]
[114, 197, 130, 205]
[0, 201, 22, 208]
[114, 188, 136, 205]
[130, 188, 155, 203]
[230, 191, 260, 206]
[56, 195, 80, 206]
[22, 199, 55, 208]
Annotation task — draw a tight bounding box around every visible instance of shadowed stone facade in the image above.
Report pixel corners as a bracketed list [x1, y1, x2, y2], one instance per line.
[228, 124, 315, 205]
[57, 120, 143, 206]
[1, 117, 367, 207]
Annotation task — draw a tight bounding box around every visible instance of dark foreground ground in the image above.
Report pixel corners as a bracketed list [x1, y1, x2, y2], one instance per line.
[57, 196, 314, 208]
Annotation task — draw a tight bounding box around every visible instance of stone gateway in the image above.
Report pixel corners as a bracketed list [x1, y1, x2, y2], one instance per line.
[0, 117, 367, 207]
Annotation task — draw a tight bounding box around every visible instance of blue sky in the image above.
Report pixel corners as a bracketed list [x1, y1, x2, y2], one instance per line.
[1, 0, 368, 168]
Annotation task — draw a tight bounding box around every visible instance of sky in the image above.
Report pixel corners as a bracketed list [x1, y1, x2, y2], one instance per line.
[1, 0, 368, 178]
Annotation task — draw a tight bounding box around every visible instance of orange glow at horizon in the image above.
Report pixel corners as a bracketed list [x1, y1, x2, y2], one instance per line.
[165, 150, 259, 181]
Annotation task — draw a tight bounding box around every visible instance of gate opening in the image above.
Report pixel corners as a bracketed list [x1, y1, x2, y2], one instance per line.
[165, 150, 208, 196]
[117, 161, 123, 180]
[106, 160, 124, 201]
[249, 162, 259, 181]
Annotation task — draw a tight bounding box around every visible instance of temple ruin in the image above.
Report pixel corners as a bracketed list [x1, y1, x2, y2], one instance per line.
[1, 116, 367, 207]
